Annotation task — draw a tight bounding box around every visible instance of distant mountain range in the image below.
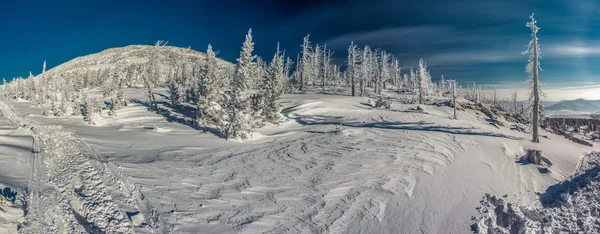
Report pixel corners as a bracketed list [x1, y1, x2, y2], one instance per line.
[546, 99, 600, 114]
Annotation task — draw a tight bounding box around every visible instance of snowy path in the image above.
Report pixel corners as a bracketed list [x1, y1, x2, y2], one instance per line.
[0, 115, 32, 233]
[0, 99, 156, 233]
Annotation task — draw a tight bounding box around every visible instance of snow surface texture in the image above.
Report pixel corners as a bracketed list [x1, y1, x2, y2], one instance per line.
[1, 87, 598, 233]
[0, 99, 163, 233]
[0, 116, 31, 233]
[473, 151, 600, 233]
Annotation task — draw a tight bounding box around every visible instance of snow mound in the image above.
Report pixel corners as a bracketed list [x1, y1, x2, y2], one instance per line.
[472, 151, 600, 234]
[38, 44, 233, 83]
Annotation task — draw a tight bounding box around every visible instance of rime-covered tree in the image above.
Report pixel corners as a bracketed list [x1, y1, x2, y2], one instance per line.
[410, 68, 417, 100]
[378, 52, 390, 95]
[167, 68, 180, 107]
[359, 46, 371, 96]
[261, 44, 285, 123]
[299, 35, 312, 91]
[523, 13, 543, 143]
[347, 42, 359, 96]
[440, 75, 446, 97]
[114, 71, 126, 110]
[322, 44, 333, 90]
[312, 44, 321, 87]
[42, 60, 47, 74]
[226, 29, 257, 139]
[448, 80, 458, 119]
[144, 40, 166, 111]
[417, 59, 431, 104]
[197, 44, 227, 129]
[393, 60, 400, 92]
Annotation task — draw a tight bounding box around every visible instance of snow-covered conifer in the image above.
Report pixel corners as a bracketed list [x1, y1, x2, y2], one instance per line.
[261, 44, 285, 123]
[417, 59, 431, 104]
[347, 42, 359, 96]
[226, 29, 257, 139]
[360, 46, 371, 96]
[299, 35, 312, 91]
[197, 44, 227, 129]
[144, 40, 166, 111]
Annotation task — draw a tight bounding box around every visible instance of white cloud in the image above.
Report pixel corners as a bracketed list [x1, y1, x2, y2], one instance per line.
[548, 43, 600, 57]
[426, 50, 522, 66]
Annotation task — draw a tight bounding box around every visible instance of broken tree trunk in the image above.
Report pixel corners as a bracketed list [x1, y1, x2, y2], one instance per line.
[526, 149, 542, 165]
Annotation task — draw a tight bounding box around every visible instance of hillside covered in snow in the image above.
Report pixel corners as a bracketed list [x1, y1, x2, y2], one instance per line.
[0, 26, 597, 233]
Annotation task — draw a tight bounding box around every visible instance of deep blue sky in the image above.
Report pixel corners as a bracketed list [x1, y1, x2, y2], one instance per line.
[1, 0, 600, 89]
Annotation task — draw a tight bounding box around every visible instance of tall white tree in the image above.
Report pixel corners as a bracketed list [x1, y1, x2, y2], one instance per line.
[347, 42, 359, 96]
[226, 29, 257, 139]
[360, 46, 371, 96]
[378, 52, 390, 95]
[417, 59, 431, 104]
[261, 44, 285, 123]
[299, 35, 312, 91]
[448, 80, 458, 119]
[197, 44, 227, 129]
[42, 60, 47, 74]
[312, 44, 321, 87]
[524, 13, 543, 143]
[144, 40, 166, 111]
[440, 75, 445, 97]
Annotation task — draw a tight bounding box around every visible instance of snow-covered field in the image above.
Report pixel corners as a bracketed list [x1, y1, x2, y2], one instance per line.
[0, 116, 31, 233]
[0, 88, 598, 233]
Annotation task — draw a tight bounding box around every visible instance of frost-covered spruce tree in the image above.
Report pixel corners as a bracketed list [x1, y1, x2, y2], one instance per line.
[114, 71, 126, 110]
[42, 60, 47, 74]
[144, 40, 166, 111]
[72, 92, 82, 116]
[409, 68, 417, 101]
[440, 75, 445, 97]
[449, 80, 458, 119]
[167, 68, 181, 107]
[378, 52, 390, 95]
[360, 46, 371, 96]
[284, 56, 294, 92]
[197, 44, 227, 129]
[394, 60, 401, 92]
[81, 96, 91, 123]
[108, 98, 117, 116]
[226, 29, 257, 139]
[512, 90, 518, 114]
[347, 41, 359, 96]
[261, 44, 285, 123]
[312, 44, 321, 87]
[299, 35, 312, 91]
[82, 97, 101, 125]
[371, 49, 380, 94]
[102, 68, 116, 98]
[417, 59, 431, 104]
[523, 13, 543, 143]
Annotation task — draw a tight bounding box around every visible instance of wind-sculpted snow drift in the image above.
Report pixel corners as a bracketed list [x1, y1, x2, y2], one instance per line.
[472, 151, 600, 233]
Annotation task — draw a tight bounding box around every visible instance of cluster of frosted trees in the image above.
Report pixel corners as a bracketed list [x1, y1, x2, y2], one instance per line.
[2, 30, 286, 140]
[2, 58, 153, 124]
[2, 13, 544, 141]
[288, 35, 454, 105]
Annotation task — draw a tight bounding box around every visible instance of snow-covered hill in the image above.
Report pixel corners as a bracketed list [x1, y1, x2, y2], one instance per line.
[0, 86, 597, 233]
[39, 44, 233, 82]
[546, 98, 600, 114]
